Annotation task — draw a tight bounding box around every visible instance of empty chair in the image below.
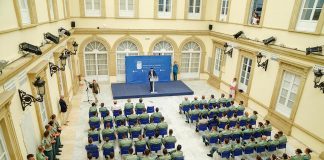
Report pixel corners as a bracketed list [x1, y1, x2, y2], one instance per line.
[219, 150, 231, 159]
[135, 144, 146, 153]
[233, 148, 243, 158]
[103, 147, 114, 158]
[153, 117, 161, 123]
[89, 121, 100, 129]
[120, 146, 130, 155]
[198, 123, 208, 132]
[164, 142, 175, 150]
[136, 108, 144, 114]
[124, 108, 132, 116]
[147, 106, 155, 113]
[150, 143, 162, 153]
[113, 110, 120, 117]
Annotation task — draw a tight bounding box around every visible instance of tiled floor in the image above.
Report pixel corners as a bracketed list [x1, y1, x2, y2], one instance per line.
[59, 80, 320, 160]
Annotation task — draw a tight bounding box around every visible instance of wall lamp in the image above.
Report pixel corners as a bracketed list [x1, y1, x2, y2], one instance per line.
[18, 77, 46, 111]
[19, 42, 42, 55]
[49, 53, 68, 76]
[63, 49, 72, 57]
[306, 46, 322, 55]
[58, 27, 71, 37]
[263, 36, 276, 45]
[0, 60, 9, 75]
[256, 52, 269, 71]
[224, 43, 233, 58]
[313, 69, 324, 93]
[233, 31, 244, 39]
[72, 41, 79, 54]
[44, 32, 60, 44]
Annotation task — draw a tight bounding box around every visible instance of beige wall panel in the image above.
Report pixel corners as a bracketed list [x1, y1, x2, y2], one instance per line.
[291, 127, 324, 155]
[176, 0, 185, 19]
[0, 0, 19, 31]
[46, 56, 61, 115]
[198, 36, 213, 72]
[262, 0, 294, 30]
[35, 0, 50, 23]
[57, 0, 65, 19]
[70, 0, 80, 17]
[228, 0, 246, 24]
[247, 100, 269, 118]
[139, 0, 154, 18]
[205, 0, 217, 21]
[221, 48, 239, 86]
[107, 0, 115, 17]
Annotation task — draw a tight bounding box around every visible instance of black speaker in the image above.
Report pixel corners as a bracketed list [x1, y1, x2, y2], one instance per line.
[209, 24, 213, 31]
[71, 21, 75, 28]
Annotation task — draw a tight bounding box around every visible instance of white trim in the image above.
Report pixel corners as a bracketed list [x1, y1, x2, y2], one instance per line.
[213, 48, 222, 77]
[18, 0, 31, 25]
[158, 0, 172, 18]
[188, 0, 201, 19]
[238, 57, 252, 92]
[0, 127, 9, 160]
[219, 0, 229, 21]
[296, 0, 323, 32]
[84, 0, 101, 17]
[119, 0, 135, 17]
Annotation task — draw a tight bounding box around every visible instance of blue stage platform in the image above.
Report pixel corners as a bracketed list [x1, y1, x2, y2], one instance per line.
[111, 81, 194, 99]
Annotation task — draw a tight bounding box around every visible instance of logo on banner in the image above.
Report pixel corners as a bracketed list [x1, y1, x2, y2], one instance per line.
[136, 61, 142, 69]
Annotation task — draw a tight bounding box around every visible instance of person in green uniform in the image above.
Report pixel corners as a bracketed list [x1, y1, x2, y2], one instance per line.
[124, 148, 139, 160]
[218, 93, 227, 104]
[196, 114, 208, 132]
[239, 112, 249, 128]
[235, 101, 245, 113]
[278, 131, 287, 144]
[102, 123, 115, 141]
[200, 105, 209, 117]
[191, 97, 200, 107]
[119, 134, 133, 148]
[249, 110, 258, 123]
[303, 148, 312, 160]
[127, 110, 138, 126]
[141, 149, 155, 160]
[102, 137, 114, 158]
[36, 146, 48, 160]
[103, 111, 113, 127]
[88, 126, 101, 142]
[130, 121, 142, 137]
[231, 124, 242, 139]
[208, 94, 217, 106]
[244, 137, 257, 149]
[186, 105, 200, 123]
[208, 104, 218, 118]
[117, 121, 129, 139]
[115, 110, 126, 125]
[99, 103, 108, 118]
[291, 148, 303, 160]
[220, 124, 232, 140]
[150, 107, 163, 122]
[200, 95, 208, 107]
[148, 133, 162, 149]
[139, 108, 150, 124]
[171, 145, 184, 159]
[27, 154, 35, 160]
[202, 126, 219, 146]
[267, 133, 280, 148]
[264, 120, 272, 135]
[232, 139, 243, 152]
[242, 124, 254, 138]
[219, 113, 229, 124]
[42, 131, 54, 160]
[85, 138, 98, 158]
[157, 117, 168, 134]
[144, 120, 157, 138]
[219, 105, 229, 116]
[135, 98, 145, 113]
[228, 101, 236, 113]
[47, 121, 62, 156]
[135, 135, 147, 148]
[256, 136, 268, 149]
[124, 99, 134, 111]
[179, 97, 191, 114]
[162, 129, 177, 145]
[227, 94, 234, 103]
[89, 112, 100, 124]
[89, 102, 97, 116]
[229, 113, 238, 124]
[207, 138, 231, 157]
[158, 149, 171, 160]
[45, 124, 59, 159]
[254, 122, 264, 140]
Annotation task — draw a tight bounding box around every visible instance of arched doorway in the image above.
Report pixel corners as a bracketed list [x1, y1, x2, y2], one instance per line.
[83, 41, 109, 81]
[116, 40, 139, 82]
[181, 41, 201, 79]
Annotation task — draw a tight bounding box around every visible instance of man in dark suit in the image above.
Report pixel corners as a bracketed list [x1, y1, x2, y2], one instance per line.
[59, 96, 68, 125]
[148, 68, 157, 92]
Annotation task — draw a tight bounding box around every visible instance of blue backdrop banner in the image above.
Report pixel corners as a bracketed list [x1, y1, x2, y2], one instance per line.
[125, 56, 171, 84]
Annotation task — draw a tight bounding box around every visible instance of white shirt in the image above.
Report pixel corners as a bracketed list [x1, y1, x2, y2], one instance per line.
[111, 104, 121, 111]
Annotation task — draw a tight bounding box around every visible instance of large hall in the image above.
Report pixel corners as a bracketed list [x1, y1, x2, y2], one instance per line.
[0, 0, 323, 160]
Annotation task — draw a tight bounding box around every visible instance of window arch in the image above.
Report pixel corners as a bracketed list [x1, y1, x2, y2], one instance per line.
[116, 40, 139, 81]
[153, 41, 173, 56]
[84, 41, 108, 81]
[181, 41, 201, 79]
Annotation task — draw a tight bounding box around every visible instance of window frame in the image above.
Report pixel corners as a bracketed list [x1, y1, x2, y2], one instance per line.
[290, 0, 324, 33]
[243, 0, 268, 27]
[213, 48, 223, 77]
[81, 0, 106, 17]
[116, 41, 139, 82]
[0, 128, 9, 160]
[13, 0, 38, 28]
[185, 0, 206, 20]
[216, 0, 232, 22]
[119, 0, 135, 17]
[158, 0, 172, 18]
[47, 0, 59, 21]
[63, 0, 70, 18]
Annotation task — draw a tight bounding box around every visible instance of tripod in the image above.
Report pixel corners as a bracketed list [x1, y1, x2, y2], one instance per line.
[83, 79, 93, 103]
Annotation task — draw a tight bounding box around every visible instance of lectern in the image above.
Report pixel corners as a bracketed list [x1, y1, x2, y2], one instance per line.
[150, 76, 159, 93]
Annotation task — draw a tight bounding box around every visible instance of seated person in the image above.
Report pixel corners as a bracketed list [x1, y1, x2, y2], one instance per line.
[98, 103, 108, 118]
[135, 98, 145, 113]
[267, 133, 280, 148]
[135, 135, 147, 148]
[254, 122, 264, 138]
[157, 117, 168, 133]
[303, 148, 312, 160]
[218, 106, 229, 116]
[281, 153, 290, 160]
[195, 114, 208, 132]
[249, 111, 258, 122]
[235, 101, 245, 113]
[208, 115, 218, 129]
[89, 113, 100, 127]
[200, 95, 208, 106]
[116, 121, 129, 138]
[228, 101, 236, 113]
[85, 138, 98, 156]
[36, 146, 47, 160]
[278, 131, 287, 144]
[185, 105, 200, 123]
[200, 105, 209, 117]
[229, 113, 238, 123]
[124, 99, 134, 111]
[127, 110, 138, 126]
[264, 120, 272, 134]
[171, 145, 184, 159]
[244, 137, 257, 149]
[227, 94, 234, 103]
[102, 137, 114, 158]
[218, 93, 227, 104]
[130, 121, 142, 137]
[119, 134, 133, 149]
[144, 120, 157, 137]
[191, 97, 200, 107]
[89, 102, 97, 116]
[208, 104, 219, 117]
[141, 149, 155, 160]
[231, 124, 242, 138]
[202, 126, 219, 146]
[219, 112, 229, 124]
[179, 97, 191, 114]
[102, 123, 115, 139]
[207, 138, 231, 157]
[158, 149, 171, 160]
[242, 124, 254, 138]
[162, 129, 177, 145]
[208, 94, 217, 105]
[220, 124, 232, 140]
[124, 148, 139, 160]
[148, 133, 162, 149]
[103, 111, 113, 126]
[232, 139, 243, 152]
[255, 136, 268, 148]
[291, 148, 303, 160]
[239, 112, 249, 124]
[88, 126, 100, 142]
[139, 108, 150, 123]
[115, 110, 126, 125]
[150, 107, 163, 122]
[111, 100, 122, 116]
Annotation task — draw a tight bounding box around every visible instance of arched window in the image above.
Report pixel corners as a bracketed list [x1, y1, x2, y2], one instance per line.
[84, 41, 108, 81]
[116, 41, 139, 81]
[153, 41, 174, 57]
[181, 41, 201, 79]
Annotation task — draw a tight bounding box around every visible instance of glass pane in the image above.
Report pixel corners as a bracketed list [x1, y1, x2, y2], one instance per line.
[317, 0, 324, 8]
[289, 93, 296, 101]
[94, 0, 100, 10]
[281, 89, 288, 97]
[287, 100, 294, 108]
[86, 0, 92, 10]
[196, 0, 201, 7]
[305, 0, 315, 8]
[128, 0, 134, 10]
[195, 6, 200, 13]
[279, 96, 286, 104]
[313, 9, 322, 20]
[189, 0, 194, 6]
[301, 9, 313, 20]
[120, 0, 126, 10]
[189, 6, 193, 13]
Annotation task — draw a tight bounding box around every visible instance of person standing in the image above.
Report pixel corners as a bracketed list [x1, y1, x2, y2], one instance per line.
[27, 154, 35, 160]
[36, 146, 48, 160]
[172, 61, 179, 81]
[148, 68, 157, 92]
[229, 78, 237, 98]
[91, 80, 100, 103]
[59, 96, 68, 125]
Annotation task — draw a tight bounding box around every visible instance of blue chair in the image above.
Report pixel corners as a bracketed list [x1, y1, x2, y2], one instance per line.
[88, 134, 99, 142]
[113, 110, 120, 117]
[102, 133, 115, 141]
[136, 108, 144, 115]
[190, 104, 195, 110]
[89, 121, 100, 129]
[220, 150, 231, 159]
[242, 132, 252, 140]
[229, 120, 237, 128]
[208, 112, 216, 119]
[173, 157, 184, 160]
[218, 121, 227, 129]
[104, 120, 113, 128]
[103, 147, 114, 158]
[244, 147, 254, 155]
[233, 148, 243, 157]
[226, 101, 231, 107]
[267, 144, 277, 152]
[140, 118, 149, 125]
[100, 111, 108, 119]
[278, 142, 287, 152]
[220, 134, 231, 142]
[199, 104, 204, 110]
[124, 109, 132, 116]
[256, 146, 266, 154]
[153, 117, 161, 123]
[147, 106, 154, 113]
[115, 120, 123, 127]
[150, 143, 162, 153]
[237, 110, 244, 116]
[128, 119, 137, 126]
[254, 131, 262, 138]
[208, 120, 218, 130]
[182, 105, 190, 113]
[164, 142, 175, 150]
[145, 130, 155, 138]
[135, 144, 146, 153]
[227, 110, 234, 117]
[232, 133, 241, 140]
[89, 112, 96, 118]
[121, 146, 130, 155]
[216, 103, 220, 108]
[209, 103, 215, 108]
[209, 136, 218, 145]
[118, 132, 128, 139]
[131, 130, 141, 139]
[85, 144, 99, 159]
[217, 112, 223, 118]
[198, 123, 207, 132]
[239, 120, 247, 127]
[159, 128, 168, 137]
[249, 119, 256, 126]
[263, 130, 271, 137]
[190, 114, 199, 123]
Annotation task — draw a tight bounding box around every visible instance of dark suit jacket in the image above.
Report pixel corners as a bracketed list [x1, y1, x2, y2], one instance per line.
[59, 99, 67, 112]
[148, 70, 157, 81]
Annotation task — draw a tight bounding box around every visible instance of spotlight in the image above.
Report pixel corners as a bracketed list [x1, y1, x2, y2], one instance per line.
[233, 31, 244, 39]
[44, 32, 60, 44]
[263, 36, 276, 45]
[306, 46, 322, 55]
[0, 60, 9, 75]
[58, 27, 71, 37]
[223, 42, 233, 58]
[19, 42, 42, 55]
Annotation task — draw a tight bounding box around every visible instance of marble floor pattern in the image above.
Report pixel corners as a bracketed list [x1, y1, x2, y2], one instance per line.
[59, 80, 320, 160]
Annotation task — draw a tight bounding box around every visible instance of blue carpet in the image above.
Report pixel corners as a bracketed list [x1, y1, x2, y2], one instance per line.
[111, 81, 194, 99]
